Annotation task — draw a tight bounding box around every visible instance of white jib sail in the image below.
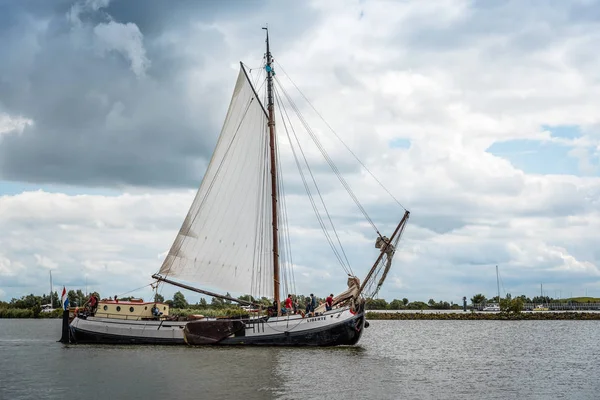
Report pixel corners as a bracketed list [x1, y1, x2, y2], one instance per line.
[159, 67, 274, 298]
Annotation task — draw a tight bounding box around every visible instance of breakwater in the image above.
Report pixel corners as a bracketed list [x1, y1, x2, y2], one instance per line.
[366, 311, 600, 320]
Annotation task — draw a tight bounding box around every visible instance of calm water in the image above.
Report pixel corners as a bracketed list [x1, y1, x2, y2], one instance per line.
[1, 319, 599, 399]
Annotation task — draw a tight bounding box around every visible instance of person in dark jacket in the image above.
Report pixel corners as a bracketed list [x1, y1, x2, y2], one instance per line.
[304, 295, 312, 316]
[309, 294, 317, 316]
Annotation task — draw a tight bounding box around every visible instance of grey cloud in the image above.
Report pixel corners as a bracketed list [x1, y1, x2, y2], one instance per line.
[103, 0, 262, 38]
[409, 214, 470, 234]
[333, 65, 363, 88]
[0, 0, 318, 188]
[0, 4, 216, 187]
[400, 0, 594, 54]
[567, 1, 600, 23]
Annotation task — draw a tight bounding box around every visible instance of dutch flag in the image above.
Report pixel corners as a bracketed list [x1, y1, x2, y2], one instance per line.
[61, 287, 69, 311]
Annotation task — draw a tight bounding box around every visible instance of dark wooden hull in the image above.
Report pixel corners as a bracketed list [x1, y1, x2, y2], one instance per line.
[218, 312, 365, 346]
[68, 309, 365, 347]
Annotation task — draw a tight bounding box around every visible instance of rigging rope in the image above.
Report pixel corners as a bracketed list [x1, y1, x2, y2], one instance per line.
[116, 282, 156, 299]
[274, 84, 353, 276]
[274, 60, 407, 212]
[274, 125, 287, 298]
[274, 78, 383, 239]
[250, 103, 270, 300]
[364, 228, 404, 299]
[244, 61, 267, 99]
[276, 137, 297, 298]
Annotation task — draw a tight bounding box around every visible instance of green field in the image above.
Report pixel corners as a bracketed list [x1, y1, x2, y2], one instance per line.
[557, 297, 600, 303]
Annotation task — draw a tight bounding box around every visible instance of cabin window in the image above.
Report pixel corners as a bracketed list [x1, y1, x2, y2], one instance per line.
[116, 306, 121, 312]
[144, 306, 147, 310]
[103, 305, 108, 311]
[163, 307, 166, 310]
[129, 307, 135, 313]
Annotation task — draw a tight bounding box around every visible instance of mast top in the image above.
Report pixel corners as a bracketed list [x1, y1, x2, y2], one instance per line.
[263, 26, 271, 59]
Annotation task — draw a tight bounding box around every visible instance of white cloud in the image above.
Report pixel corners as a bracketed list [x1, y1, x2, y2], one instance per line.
[389, 277, 404, 290]
[2, 0, 600, 302]
[94, 21, 150, 78]
[0, 190, 192, 300]
[0, 254, 20, 277]
[569, 147, 598, 175]
[34, 254, 58, 270]
[66, 0, 149, 78]
[0, 113, 33, 136]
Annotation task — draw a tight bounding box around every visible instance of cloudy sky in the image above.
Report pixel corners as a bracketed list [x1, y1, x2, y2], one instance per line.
[1, 0, 599, 305]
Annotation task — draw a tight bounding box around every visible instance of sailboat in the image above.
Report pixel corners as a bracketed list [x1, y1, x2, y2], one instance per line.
[482, 265, 501, 312]
[41, 270, 56, 313]
[65, 29, 410, 346]
[532, 283, 549, 311]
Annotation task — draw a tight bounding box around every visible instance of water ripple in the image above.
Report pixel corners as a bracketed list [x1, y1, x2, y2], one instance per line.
[0, 319, 599, 399]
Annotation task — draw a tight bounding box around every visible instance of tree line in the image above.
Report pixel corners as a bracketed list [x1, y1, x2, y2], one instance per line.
[365, 298, 460, 310]
[468, 293, 595, 306]
[2, 290, 598, 317]
[150, 293, 459, 311]
[0, 290, 462, 313]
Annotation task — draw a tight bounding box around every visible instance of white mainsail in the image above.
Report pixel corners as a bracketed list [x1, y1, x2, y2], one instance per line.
[159, 67, 274, 298]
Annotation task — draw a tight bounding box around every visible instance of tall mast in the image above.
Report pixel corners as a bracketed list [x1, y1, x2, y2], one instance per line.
[263, 27, 280, 314]
[49, 270, 53, 308]
[496, 265, 500, 304]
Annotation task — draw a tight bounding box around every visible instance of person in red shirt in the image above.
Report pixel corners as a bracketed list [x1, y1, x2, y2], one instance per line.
[326, 294, 334, 311]
[284, 294, 293, 314]
[84, 293, 98, 315]
[89, 294, 97, 308]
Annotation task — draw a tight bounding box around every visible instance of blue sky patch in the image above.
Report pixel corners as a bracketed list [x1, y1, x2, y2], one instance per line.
[486, 139, 580, 175]
[389, 138, 411, 149]
[542, 124, 582, 139]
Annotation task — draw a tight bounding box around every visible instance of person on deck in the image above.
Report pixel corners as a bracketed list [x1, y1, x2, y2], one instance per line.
[304, 295, 312, 317]
[309, 294, 317, 316]
[285, 294, 293, 314]
[152, 304, 163, 318]
[84, 293, 98, 315]
[272, 300, 287, 316]
[325, 294, 334, 311]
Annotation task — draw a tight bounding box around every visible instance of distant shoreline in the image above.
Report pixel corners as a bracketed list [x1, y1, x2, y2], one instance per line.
[3, 308, 600, 321]
[366, 312, 600, 320]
